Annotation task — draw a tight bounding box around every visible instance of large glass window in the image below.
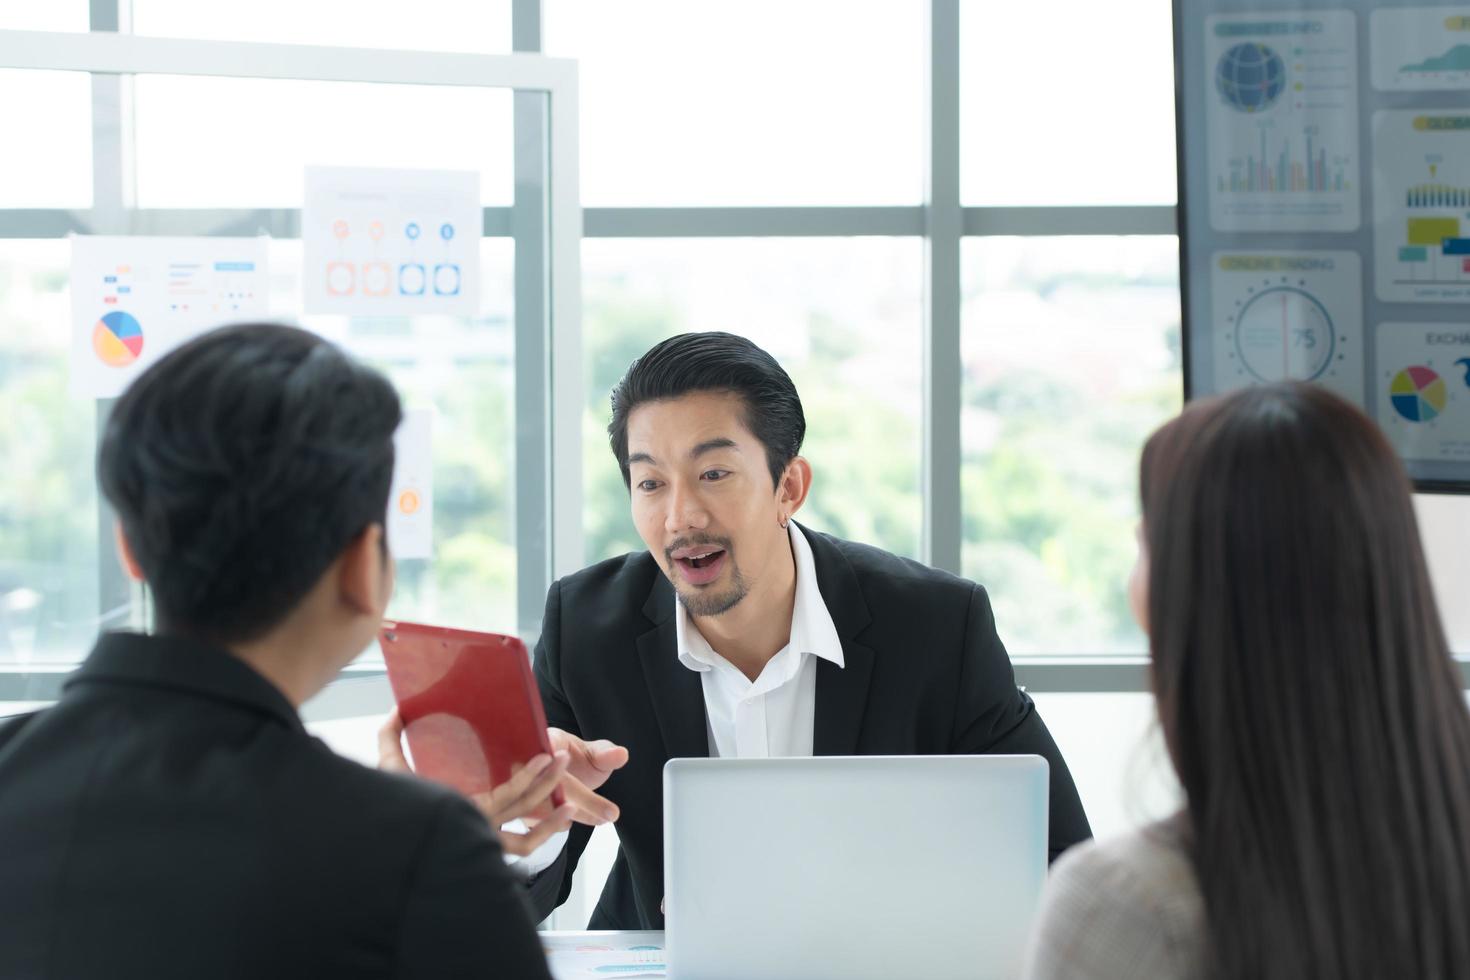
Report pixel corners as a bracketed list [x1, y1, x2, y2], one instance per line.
[0, 70, 92, 208]
[961, 236, 1181, 653]
[131, 0, 513, 53]
[581, 238, 924, 565]
[545, 1, 924, 205]
[261, 240, 520, 642]
[0, 241, 100, 665]
[134, 76, 514, 208]
[960, 0, 1178, 206]
[0, 5, 88, 32]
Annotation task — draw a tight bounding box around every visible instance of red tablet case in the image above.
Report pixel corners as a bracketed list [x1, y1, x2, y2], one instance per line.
[379, 621, 564, 808]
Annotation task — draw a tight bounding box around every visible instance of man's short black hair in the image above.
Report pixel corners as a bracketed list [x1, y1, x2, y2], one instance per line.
[97, 323, 402, 645]
[608, 331, 805, 489]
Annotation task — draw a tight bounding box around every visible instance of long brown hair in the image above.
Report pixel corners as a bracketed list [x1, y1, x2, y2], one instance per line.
[1141, 382, 1470, 979]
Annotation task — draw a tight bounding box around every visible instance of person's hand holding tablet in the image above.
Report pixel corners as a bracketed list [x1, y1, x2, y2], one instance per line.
[378, 707, 580, 857]
[372, 621, 628, 856]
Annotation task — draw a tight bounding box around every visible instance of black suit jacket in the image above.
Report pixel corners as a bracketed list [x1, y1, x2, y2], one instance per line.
[528, 525, 1092, 930]
[0, 632, 550, 980]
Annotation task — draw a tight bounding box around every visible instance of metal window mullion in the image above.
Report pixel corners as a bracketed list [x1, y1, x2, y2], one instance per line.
[924, 0, 963, 575]
[0, 205, 1187, 240]
[963, 205, 1178, 237]
[89, 0, 141, 636]
[512, 0, 553, 645]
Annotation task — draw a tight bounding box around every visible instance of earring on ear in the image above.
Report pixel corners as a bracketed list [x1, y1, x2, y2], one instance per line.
[779, 515, 789, 529]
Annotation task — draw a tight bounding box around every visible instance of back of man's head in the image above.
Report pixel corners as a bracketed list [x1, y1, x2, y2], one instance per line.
[97, 323, 402, 645]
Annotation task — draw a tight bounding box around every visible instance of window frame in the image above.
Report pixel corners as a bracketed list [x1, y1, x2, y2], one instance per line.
[0, 4, 583, 691]
[2, 0, 1466, 710]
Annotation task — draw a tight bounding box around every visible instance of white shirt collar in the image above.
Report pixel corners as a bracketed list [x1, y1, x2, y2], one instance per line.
[675, 522, 845, 678]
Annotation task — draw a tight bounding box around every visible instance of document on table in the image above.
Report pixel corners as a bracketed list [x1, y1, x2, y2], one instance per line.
[542, 931, 668, 979]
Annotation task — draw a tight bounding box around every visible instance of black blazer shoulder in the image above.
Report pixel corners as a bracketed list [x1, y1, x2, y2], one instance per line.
[814, 529, 982, 616]
[0, 634, 551, 980]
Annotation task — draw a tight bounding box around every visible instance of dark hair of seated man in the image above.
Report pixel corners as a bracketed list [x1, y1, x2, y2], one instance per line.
[0, 323, 551, 980]
[98, 321, 400, 644]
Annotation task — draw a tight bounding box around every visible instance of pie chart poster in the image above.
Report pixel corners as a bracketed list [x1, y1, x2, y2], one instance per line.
[69, 236, 269, 399]
[1376, 322, 1470, 461]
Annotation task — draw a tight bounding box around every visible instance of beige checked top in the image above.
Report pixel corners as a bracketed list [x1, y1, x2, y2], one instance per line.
[1022, 817, 1209, 980]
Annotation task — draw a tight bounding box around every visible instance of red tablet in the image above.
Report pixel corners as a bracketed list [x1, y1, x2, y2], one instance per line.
[379, 620, 564, 809]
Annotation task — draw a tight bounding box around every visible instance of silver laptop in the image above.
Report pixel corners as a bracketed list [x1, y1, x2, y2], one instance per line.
[663, 755, 1049, 980]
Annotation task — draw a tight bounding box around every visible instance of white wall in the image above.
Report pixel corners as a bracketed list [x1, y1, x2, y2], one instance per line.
[1417, 495, 1470, 652]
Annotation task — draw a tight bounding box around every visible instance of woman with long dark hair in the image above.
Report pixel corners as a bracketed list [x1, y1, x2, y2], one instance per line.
[1023, 382, 1470, 980]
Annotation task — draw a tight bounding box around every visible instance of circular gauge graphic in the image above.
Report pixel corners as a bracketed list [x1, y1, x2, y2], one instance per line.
[1230, 284, 1336, 382]
[1389, 366, 1448, 422]
[1216, 42, 1286, 113]
[92, 311, 144, 367]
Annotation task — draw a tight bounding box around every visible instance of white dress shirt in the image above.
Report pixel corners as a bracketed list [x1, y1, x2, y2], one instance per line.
[517, 522, 844, 873]
[675, 521, 845, 758]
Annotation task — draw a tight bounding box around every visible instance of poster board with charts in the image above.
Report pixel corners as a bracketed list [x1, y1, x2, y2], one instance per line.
[69, 236, 268, 399]
[302, 166, 480, 317]
[1176, 0, 1470, 490]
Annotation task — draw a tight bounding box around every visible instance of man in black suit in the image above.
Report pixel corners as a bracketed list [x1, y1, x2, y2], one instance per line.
[0, 324, 555, 979]
[385, 330, 1093, 931]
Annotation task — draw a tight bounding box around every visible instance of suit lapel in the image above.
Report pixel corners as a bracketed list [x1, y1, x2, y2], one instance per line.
[636, 575, 710, 761]
[804, 526, 876, 757]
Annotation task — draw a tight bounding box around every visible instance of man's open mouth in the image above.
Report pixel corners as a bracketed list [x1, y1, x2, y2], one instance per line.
[669, 542, 730, 586]
[684, 549, 724, 569]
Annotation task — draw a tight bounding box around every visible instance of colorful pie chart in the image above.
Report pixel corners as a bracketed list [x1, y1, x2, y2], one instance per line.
[93, 311, 144, 367]
[1389, 365, 1448, 422]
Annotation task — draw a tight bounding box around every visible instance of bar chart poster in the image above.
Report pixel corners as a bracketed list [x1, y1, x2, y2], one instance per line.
[1211, 251, 1363, 405]
[303, 166, 480, 317]
[1375, 322, 1470, 461]
[1205, 11, 1360, 232]
[1371, 7, 1470, 91]
[69, 236, 268, 399]
[1373, 110, 1470, 303]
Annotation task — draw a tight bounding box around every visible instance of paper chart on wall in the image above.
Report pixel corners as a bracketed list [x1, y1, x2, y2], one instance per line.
[1371, 7, 1470, 91]
[1375, 322, 1470, 462]
[388, 409, 434, 560]
[1372, 109, 1470, 303]
[69, 236, 268, 399]
[303, 166, 480, 316]
[1204, 10, 1360, 232]
[1210, 250, 1364, 405]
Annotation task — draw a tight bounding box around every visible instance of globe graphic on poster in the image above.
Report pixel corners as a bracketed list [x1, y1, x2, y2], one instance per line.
[1215, 43, 1286, 113]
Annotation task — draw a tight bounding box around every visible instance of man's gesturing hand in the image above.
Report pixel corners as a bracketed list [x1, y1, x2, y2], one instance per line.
[544, 727, 629, 826]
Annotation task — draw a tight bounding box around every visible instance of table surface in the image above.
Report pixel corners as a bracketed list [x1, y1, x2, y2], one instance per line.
[542, 931, 668, 979]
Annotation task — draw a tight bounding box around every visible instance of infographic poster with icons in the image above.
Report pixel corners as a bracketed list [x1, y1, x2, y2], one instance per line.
[303, 167, 480, 317]
[1205, 10, 1360, 232]
[69, 236, 268, 399]
[1211, 251, 1364, 404]
[1372, 109, 1470, 303]
[1370, 7, 1470, 91]
[388, 409, 434, 560]
[1375, 323, 1470, 460]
